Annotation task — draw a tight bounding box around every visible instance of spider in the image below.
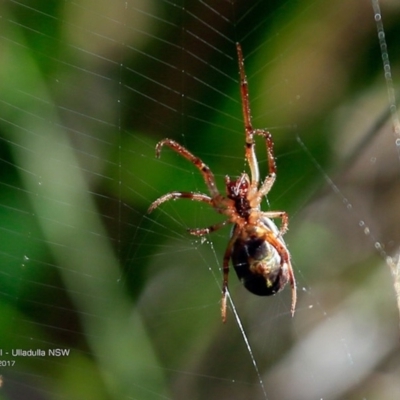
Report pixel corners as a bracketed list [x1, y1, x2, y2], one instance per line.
[148, 43, 296, 323]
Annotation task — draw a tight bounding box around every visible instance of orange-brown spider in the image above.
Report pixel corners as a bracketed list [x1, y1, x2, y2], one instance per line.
[148, 43, 296, 323]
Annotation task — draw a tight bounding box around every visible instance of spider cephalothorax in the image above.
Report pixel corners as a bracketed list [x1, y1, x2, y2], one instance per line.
[148, 43, 296, 322]
[226, 174, 251, 219]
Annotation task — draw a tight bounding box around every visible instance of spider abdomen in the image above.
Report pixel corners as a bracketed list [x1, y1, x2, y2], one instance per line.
[231, 229, 289, 297]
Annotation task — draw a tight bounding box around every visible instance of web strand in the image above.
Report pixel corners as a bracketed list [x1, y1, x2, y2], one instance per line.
[371, 0, 400, 329]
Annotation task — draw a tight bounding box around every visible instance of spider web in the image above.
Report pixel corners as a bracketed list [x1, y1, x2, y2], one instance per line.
[0, 0, 400, 399]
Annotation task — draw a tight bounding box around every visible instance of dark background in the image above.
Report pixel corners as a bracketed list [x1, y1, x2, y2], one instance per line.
[0, 0, 400, 399]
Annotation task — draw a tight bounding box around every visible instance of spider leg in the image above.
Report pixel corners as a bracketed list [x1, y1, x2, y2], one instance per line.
[237, 44, 279, 193]
[221, 224, 240, 323]
[148, 191, 212, 213]
[188, 219, 229, 236]
[155, 139, 219, 197]
[250, 173, 275, 208]
[253, 129, 277, 176]
[236, 43, 260, 186]
[249, 130, 277, 206]
[264, 230, 297, 316]
[288, 260, 297, 317]
[260, 211, 289, 235]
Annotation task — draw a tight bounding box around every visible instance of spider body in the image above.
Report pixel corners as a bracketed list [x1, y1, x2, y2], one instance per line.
[148, 43, 296, 322]
[231, 218, 289, 297]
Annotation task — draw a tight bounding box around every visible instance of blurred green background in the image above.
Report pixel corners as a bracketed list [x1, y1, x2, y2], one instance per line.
[0, 0, 400, 399]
